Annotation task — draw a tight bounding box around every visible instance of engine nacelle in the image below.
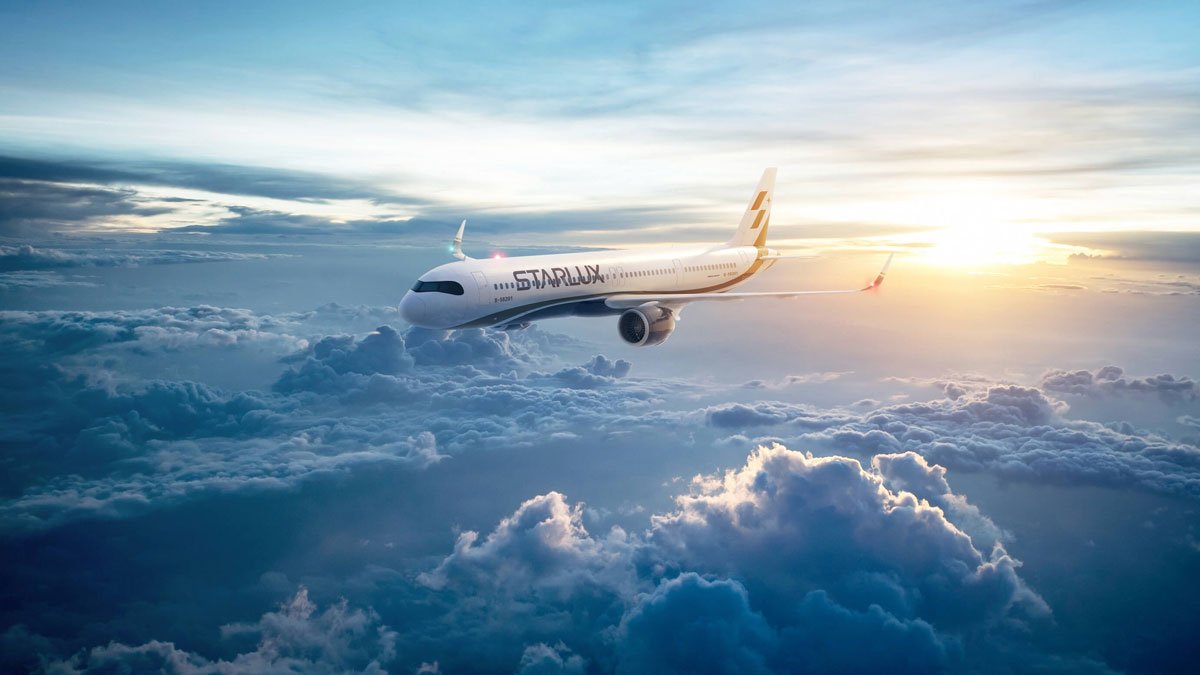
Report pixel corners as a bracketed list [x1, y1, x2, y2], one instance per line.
[617, 306, 676, 347]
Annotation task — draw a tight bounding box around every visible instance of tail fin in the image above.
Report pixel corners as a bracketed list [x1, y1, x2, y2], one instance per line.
[727, 168, 776, 248]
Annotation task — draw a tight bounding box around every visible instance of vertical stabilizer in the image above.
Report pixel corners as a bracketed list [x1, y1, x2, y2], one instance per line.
[727, 168, 776, 247]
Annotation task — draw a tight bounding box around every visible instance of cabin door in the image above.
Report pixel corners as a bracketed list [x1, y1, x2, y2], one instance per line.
[471, 271, 491, 306]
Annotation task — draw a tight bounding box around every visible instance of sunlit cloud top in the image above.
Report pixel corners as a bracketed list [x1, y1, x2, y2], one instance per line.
[1, 0, 1198, 263]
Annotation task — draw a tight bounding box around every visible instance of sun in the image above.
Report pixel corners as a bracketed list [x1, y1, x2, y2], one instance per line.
[880, 189, 1078, 267]
[918, 226, 1052, 267]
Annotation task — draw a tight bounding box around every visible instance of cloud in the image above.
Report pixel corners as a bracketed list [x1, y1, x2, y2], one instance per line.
[405, 443, 1089, 672]
[0, 178, 168, 236]
[647, 446, 1046, 632]
[776, 590, 950, 673]
[3, 298, 1199, 549]
[741, 371, 851, 389]
[872, 451, 1008, 551]
[1090, 274, 1200, 296]
[6, 443, 1116, 672]
[1051, 231, 1200, 264]
[537, 354, 633, 389]
[0, 244, 276, 272]
[1041, 366, 1198, 403]
[0, 282, 1185, 673]
[0, 154, 413, 205]
[0, 297, 1145, 671]
[516, 643, 587, 675]
[704, 401, 852, 429]
[275, 325, 415, 392]
[177, 206, 361, 236]
[787, 383, 1200, 499]
[0, 155, 706, 241]
[0, 306, 666, 530]
[615, 574, 775, 675]
[0, 271, 97, 291]
[0, 312, 442, 529]
[44, 587, 398, 674]
[0, 305, 301, 365]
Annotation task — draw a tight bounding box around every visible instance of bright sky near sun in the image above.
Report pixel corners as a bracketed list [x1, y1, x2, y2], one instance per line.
[1, 0, 1198, 265]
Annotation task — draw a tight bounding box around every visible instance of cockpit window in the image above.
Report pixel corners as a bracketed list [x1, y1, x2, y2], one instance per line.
[411, 280, 465, 295]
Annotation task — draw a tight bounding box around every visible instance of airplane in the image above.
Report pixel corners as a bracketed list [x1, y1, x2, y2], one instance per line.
[399, 168, 892, 347]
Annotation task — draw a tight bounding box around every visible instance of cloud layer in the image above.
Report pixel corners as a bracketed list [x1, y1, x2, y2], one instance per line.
[708, 381, 1200, 500]
[23, 445, 1075, 673]
[0, 298, 1191, 672]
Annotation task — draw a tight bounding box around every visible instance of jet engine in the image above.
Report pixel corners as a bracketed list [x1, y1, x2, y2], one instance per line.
[617, 305, 676, 347]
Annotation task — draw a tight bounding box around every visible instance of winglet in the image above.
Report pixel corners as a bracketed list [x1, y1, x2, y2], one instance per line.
[451, 219, 469, 260]
[863, 253, 894, 290]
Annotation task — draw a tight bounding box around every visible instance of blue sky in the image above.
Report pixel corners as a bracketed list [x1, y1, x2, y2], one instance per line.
[2, 2, 1200, 673]
[2, 0, 1199, 254]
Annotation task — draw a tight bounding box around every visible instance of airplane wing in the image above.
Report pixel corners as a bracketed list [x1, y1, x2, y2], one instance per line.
[758, 252, 819, 261]
[604, 253, 892, 311]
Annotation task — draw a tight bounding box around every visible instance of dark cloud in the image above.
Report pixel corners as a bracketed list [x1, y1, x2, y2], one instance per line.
[0, 154, 438, 238]
[1090, 274, 1200, 296]
[0, 178, 168, 236]
[1035, 283, 1087, 291]
[615, 574, 775, 675]
[176, 206, 362, 236]
[775, 589, 949, 674]
[0, 154, 416, 205]
[0, 154, 710, 241]
[43, 587, 398, 673]
[1050, 231, 1200, 263]
[180, 206, 710, 241]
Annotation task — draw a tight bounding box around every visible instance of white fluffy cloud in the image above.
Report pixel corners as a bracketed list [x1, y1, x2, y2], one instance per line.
[406, 443, 1084, 673]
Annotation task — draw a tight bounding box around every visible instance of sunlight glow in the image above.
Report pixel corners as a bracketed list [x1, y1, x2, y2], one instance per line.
[873, 189, 1095, 267]
[919, 227, 1045, 267]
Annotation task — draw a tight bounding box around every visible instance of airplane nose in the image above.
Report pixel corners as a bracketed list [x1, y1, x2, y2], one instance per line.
[399, 292, 427, 326]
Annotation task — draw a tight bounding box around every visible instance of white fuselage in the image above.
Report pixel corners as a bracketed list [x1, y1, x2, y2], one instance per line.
[399, 244, 775, 329]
